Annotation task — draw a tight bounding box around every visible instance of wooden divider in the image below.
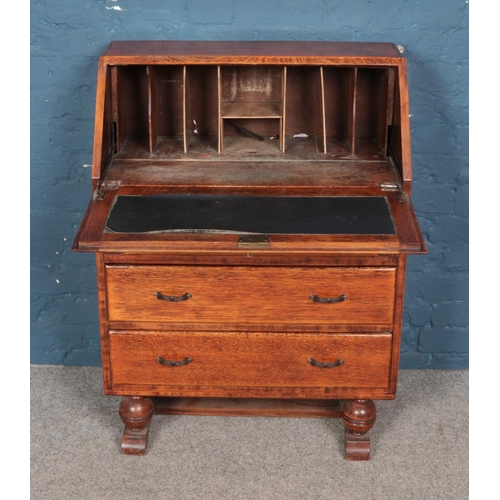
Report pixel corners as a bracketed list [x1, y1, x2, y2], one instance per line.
[183, 66, 190, 154]
[349, 68, 357, 155]
[282, 66, 287, 153]
[217, 65, 221, 153]
[319, 67, 327, 154]
[147, 66, 157, 152]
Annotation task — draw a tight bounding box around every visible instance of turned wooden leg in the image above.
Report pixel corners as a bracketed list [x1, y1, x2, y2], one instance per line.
[119, 396, 154, 455]
[342, 399, 376, 461]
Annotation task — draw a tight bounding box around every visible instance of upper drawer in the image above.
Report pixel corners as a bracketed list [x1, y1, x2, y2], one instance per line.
[105, 265, 396, 327]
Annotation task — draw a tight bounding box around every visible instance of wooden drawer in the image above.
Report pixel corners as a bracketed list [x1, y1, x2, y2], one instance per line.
[105, 265, 396, 326]
[108, 331, 392, 392]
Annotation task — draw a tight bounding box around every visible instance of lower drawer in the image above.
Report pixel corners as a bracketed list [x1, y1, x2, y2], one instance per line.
[108, 331, 392, 393]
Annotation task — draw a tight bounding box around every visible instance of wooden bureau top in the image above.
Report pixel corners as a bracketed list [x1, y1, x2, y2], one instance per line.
[100, 40, 404, 65]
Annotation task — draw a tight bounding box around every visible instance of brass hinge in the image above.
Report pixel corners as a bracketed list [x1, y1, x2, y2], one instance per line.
[380, 182, 405, 203]
[380, 182, 400, 191]
[94, 180, 121, 200]
[237, 234, 270, 248]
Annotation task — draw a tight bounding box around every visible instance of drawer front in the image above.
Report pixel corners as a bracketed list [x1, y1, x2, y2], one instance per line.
[108, 331, 392, 390]
[105, 265, 396, 326]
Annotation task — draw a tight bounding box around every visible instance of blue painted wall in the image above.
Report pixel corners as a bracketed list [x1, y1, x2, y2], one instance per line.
[30, 1, 469, 368]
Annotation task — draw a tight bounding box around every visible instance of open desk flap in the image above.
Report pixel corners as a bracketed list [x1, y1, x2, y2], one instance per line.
[72, 192, 426, 254]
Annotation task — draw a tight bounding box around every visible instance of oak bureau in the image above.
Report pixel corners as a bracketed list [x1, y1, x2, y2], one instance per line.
[72, 41, 426, 460]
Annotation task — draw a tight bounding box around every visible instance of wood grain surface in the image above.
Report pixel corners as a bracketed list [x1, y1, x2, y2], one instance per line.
[70, 41, 426, 459]
[105, 265, 396, 326]
[108, 331, 392, 393]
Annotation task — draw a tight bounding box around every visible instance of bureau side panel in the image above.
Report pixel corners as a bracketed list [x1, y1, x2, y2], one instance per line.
[96, 253, 113, 392]
[388, 254, 407, 394]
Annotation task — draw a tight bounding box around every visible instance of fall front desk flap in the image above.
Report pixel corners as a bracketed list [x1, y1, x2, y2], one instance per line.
[104, 194, 396, 235]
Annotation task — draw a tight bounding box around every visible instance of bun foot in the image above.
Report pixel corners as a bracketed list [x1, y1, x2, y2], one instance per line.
[119, 396, 154, 455]
[344, 429, 371, 460]
[122, 425, 151, 455]
[342, 399, 376, 461]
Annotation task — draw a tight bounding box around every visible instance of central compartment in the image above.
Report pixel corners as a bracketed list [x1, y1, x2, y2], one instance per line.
[219, 65, 285, 152]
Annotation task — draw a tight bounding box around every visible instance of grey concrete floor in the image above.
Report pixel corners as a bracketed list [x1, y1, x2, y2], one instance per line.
[31, 366, 468, 500]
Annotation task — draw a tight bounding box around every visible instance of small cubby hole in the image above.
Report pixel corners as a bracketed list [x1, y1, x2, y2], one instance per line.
[321, 67, 355, 157]
[113, 66, 149, 154]
[292, 66, 393, 159]
[184, 66, 219, 154]
[284, 66, 324, 155]
[147, 65, 185, 154]
[113, 65, 185, 157]
[352, 67, 393, 159]
[219, 66, 285, 153]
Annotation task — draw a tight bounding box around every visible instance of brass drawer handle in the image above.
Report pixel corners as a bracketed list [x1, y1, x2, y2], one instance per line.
[310, 294, 347, 304]
[308, 358, 344, 368]
[155, 291, 192, 302]
[156, 356, 193, 367]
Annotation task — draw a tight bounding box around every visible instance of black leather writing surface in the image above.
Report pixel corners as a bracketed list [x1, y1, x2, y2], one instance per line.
[105, 194, 395, 235]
